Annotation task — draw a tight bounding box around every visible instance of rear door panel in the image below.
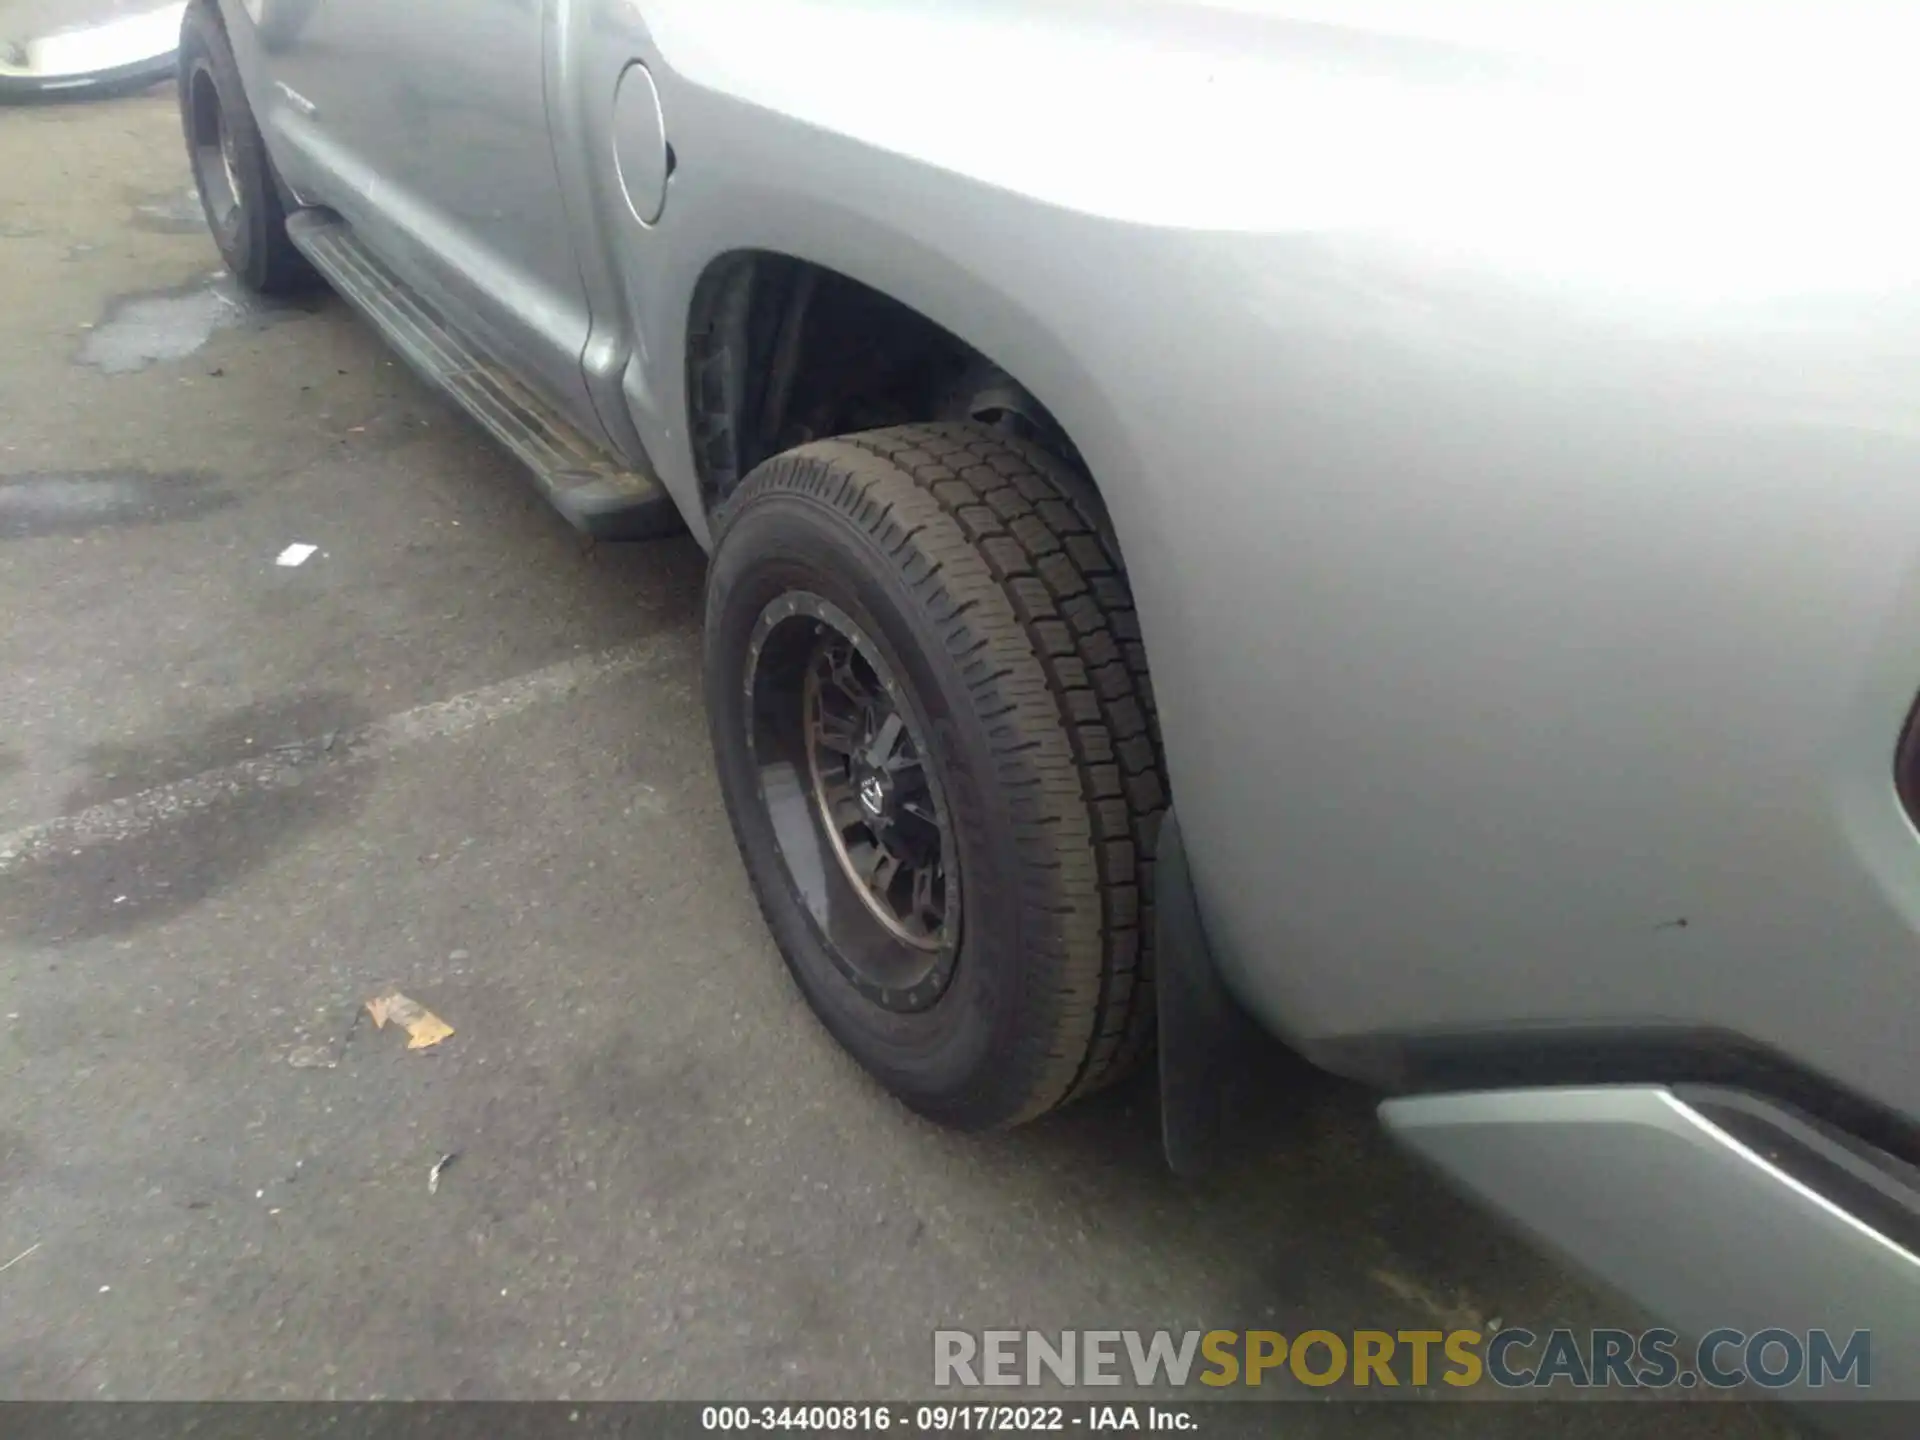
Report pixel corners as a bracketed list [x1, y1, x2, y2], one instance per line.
[239, 0, 603, 442]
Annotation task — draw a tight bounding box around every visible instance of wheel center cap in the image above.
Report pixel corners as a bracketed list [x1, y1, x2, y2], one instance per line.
[858, 773, 887, 817]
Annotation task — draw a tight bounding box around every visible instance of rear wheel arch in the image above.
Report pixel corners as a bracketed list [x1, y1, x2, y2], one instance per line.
[682, 253, 1239, 1131]
[684, 251, 1105, 528]
[680, 247, 1153, 693]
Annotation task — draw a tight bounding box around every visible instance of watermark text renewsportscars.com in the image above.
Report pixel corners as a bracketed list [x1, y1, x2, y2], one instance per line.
[933, 1327, 1871, 1391]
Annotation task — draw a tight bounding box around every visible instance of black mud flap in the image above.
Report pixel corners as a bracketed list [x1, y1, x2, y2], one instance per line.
[1156, 807, 1266, 1176]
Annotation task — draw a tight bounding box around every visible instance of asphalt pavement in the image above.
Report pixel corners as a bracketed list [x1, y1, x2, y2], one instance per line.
[0, 89, 1805, 1437]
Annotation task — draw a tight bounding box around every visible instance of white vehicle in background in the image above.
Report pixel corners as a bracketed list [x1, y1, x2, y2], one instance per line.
[0, 0, 183, 102]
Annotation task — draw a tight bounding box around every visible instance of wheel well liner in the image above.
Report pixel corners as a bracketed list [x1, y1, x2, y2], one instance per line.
[685, 250, 1081, 514]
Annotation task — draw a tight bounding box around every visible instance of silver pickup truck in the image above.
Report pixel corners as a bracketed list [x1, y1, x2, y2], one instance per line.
[180, 0, 1920, 1389]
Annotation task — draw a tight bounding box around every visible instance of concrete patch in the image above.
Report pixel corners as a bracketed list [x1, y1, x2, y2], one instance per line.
[0, 638, 691, 946]
[127, 186, 208, 236]
[0, 637, 693, 875]
[77, 273, 305, 375]
[0, 769, 362, 945]
[0, 1126, 34, 1204]
[0, 469, 234, 540]
[62, 691, 370, 813]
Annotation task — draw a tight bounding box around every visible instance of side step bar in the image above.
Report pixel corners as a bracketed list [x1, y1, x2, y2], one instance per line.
[285, 210, 680, 540]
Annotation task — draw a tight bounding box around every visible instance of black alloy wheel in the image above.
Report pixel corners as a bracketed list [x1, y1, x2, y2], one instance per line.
[748, 591, 961, 1011]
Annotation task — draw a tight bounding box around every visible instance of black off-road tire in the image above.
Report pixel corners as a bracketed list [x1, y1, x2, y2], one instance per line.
[705, 423, 1166, 1129]
[177, 0, 312, 295]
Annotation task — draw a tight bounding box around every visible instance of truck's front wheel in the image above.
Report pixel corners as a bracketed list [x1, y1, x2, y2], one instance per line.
[704, 423, 1165, 1128]
[178, 0, 310, 294]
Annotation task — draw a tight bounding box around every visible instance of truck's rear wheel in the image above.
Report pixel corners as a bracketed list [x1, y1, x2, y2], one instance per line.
[704, 423, 1165, 1128]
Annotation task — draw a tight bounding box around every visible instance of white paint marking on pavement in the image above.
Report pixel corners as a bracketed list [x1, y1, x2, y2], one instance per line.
[0, 637, 693, 874]
[275, 543, 319, 567]
[0, 1243, 40, 1274]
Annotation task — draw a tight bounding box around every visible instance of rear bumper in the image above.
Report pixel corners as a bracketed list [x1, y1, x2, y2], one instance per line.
[1381, 1085, 1920, 1399]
